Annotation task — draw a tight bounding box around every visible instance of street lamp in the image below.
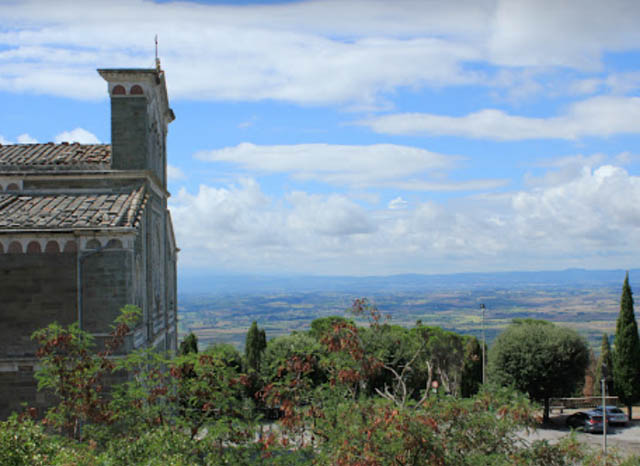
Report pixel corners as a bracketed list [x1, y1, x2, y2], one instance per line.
[480, 303, 486, 385]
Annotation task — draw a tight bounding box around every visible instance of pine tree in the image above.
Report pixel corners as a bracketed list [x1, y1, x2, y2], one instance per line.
[245, 321, 266, 372]
[612, 272, 640, 419]
[594, 333, 613, 396]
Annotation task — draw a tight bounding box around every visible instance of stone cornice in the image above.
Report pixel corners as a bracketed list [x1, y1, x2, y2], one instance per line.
[0, 169, 170, 198]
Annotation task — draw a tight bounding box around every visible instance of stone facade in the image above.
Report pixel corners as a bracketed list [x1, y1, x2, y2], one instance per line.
[0, 67, 178, 419]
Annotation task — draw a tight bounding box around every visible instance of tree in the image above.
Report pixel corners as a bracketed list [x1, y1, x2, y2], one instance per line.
[309, 315, 351, 341]
[594, 333, 614, 396]
[245, 321, 266, 372]
[460, 336, 483, 397]
[206, 343, 243, 370]
[613, 272, 640, 419]
[488, 319, 589, 422]
[31, 305, 141, 438]
[178, 332, 198, 355]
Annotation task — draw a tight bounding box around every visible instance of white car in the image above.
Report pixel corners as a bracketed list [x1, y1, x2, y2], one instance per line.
[593, 405, 628, 425]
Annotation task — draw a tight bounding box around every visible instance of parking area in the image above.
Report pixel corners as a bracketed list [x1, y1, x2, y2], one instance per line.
[526, 411, 640, 457]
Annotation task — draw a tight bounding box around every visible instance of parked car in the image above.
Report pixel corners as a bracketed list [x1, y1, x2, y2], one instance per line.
[566, 410, 607, 433]
[593, 405, 628, 426]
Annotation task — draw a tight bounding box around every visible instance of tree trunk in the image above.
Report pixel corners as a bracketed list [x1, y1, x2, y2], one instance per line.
[628, 404, 633, 421]
[543, 398, 550, 423]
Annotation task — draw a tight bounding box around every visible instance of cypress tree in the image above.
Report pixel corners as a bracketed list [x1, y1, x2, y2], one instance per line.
[612, 272, 640, 419]
[594, 333, 613, 396]
[179, 332, 198, 355]
[245, 321, 266, 372]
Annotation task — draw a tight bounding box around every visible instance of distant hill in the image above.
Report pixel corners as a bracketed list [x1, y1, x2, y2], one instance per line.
[178, 268, 639, 295]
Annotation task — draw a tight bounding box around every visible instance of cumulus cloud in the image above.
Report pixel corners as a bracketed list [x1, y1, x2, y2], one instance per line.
[169, 164, 640, 274]
[511, 165, 640, 250]
[524, 154, 607, 188]
[167, 164, 186, 181]
[0, 0, 638, 104]
[0, 135, 12, 145]
[169, 178, 377, 272]
[54, 128, 100, 144]
[360, 96, 640, 140]
[16, 133, 37, 143]
[287, 191, 375, 236]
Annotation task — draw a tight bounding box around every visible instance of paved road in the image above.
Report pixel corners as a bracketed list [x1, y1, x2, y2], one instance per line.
[526, 413, 640, 458]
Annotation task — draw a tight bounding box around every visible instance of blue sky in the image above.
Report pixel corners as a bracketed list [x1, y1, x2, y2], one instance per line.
[1, 0, 639, 276]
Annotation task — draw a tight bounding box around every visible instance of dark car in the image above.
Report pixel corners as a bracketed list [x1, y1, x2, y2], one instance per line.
[566, 410, 607, 433]
[592, 405, 628, 426]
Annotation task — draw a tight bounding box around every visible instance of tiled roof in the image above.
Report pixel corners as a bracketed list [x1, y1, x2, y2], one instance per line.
[0, 185, 147, 231]
[0, 143, 111, 170]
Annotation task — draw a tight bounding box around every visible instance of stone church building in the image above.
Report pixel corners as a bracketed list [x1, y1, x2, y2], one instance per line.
[0, 67, 178, 418]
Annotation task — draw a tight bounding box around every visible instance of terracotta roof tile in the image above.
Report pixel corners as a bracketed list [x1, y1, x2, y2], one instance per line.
[0, 185, 146, 231]
[0, 143, 111, 170]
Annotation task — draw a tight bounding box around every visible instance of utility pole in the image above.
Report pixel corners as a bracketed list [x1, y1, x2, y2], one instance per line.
[480, 303, 486, 385]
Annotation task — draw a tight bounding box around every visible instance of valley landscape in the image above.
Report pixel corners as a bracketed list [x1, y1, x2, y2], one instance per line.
[177, 269, 638, 350]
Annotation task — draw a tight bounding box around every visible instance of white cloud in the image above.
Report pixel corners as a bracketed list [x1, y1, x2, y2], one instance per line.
[388, 197, 408, 210]
[287, 191, 375, 236]
[605, 71, 640, 95]
[360, 96, 640, 140]
[0, 0, 637, 104]
[167, 164, 186, 180]
[196, 142, 504, 191]
[487, 0, 640, 70]
[169, 164, 640, 274]
[524, 154, 607, 188]
[511, 165, 640, 249]
[568, 78, 602, 96]
[169, 178, 377, 272]
[0, 135, 11, 145]
[0, 0, 482, 104]
[614, 151, 640, 165]
[567, 72, 640, 97]
[54, 128, 100, 144]
[16, 133, 37, 144]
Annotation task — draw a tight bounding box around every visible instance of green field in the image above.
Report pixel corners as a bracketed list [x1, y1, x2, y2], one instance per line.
[178, 285, 621, 351]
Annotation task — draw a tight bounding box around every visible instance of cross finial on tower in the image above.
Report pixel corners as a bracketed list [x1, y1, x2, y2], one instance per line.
[155, 34, 161, 71]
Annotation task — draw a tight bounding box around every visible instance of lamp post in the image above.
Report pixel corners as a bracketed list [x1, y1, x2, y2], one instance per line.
[480, 303, 486, 385]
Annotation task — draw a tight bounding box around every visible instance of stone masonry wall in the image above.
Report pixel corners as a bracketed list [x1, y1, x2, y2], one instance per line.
[0, 248, 136, 419]
[82, 249, 133, 335]
[111, 97, 148, 171]
[0, 252, 77, 358]
[0, 368, 56, 420]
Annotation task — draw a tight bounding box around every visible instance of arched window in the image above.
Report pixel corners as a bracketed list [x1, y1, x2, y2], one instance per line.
[63, 240, 78, 253]
[26, 241, 42, 254]
[105, 238, 123, 249]
[45, 240, 61, 253]
[112, 84, 126, 95]
[130, 84, 144, 95]
[8, 241, 22, 254]
[6, 183, 19, 191]
[86, 239, 101, 249]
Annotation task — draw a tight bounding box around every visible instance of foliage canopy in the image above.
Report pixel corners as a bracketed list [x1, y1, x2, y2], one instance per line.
[1, 301, 636, 465]
[488, 318, 589, 420]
